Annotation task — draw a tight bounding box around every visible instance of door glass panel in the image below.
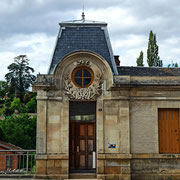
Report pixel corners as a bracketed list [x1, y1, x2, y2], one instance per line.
[88, 155, 92, 168]
[70, 114, 95, 121]
[80, 125, 86, 136]
[69, 102, 96, 122]
[80, 140, 85, 151]
[80, 155, 86, 168]
[88, 140, 93, 151]
[88, 124, 94, 136]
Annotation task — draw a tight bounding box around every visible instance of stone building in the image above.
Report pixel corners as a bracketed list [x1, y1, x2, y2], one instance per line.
[33, 14, 180, 180]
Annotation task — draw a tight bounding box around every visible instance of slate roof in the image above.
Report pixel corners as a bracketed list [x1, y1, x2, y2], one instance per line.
[48, 19, 118, 75]
[117, 66, 180, 76]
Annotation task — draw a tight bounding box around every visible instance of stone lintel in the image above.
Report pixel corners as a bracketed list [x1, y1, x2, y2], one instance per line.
[97, 153, 132, 160]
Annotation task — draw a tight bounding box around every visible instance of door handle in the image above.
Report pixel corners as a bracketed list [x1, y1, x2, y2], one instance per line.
[93, 151, 96, 168]
[77, 146, 79, 152]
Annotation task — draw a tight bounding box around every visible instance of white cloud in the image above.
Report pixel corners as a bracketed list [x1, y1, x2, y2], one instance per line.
[0, 0, 180, 81]
[0, 33, 56, 80]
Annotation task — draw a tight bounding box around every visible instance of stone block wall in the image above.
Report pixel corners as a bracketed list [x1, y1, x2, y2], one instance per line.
[103, 100, 130, 154]
[131, 154, 180, 180]
[97, 154, 131, 180]
[36, 158, 68, 179]
[130, 100, 158, 153]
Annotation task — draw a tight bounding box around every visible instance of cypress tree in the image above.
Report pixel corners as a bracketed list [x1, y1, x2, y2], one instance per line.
[147, 30, 162, 67]
[136, 51, 144, 66]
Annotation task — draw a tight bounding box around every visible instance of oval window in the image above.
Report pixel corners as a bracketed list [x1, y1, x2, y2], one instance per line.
[72, 66, 94, 88]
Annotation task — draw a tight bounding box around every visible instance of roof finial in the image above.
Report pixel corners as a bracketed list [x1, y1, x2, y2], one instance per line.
[81, 5, 85, 22]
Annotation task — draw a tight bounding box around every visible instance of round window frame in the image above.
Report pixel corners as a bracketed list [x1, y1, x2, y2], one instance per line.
[71, 66, 94, 88]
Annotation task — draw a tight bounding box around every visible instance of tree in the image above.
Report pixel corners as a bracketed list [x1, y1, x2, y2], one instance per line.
[0, 56, 37, 149]
[136, 51, 144, 66]
[0, 97, 13, 116]
[168, 61, 178, 67]
[10, 97, 25, 113]
[0, 113, 36, 149]
[147, 30, 163, 67]
[5, 55, 36, 99]
[0, 81, 9, 100]
[25, 96, 37, 113]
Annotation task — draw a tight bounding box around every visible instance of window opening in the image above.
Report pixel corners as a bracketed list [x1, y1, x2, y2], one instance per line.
[6, 156, 13, 168]
[72, 67, 94, 88]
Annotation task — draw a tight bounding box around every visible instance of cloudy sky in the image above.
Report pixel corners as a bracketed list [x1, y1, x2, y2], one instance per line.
[0, 0, 180, 80]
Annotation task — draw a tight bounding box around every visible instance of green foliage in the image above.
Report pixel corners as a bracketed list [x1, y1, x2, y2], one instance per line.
[0, 113, 36, 149]
[168, 62, 178, 67]
[10, 97, 22, 112]
[136, 51, 144, 66]
[31, 165, 36, 173]
[25, 97, 37, 113]
[0, 125, 5, 141]
[0, 97, 13, 116]
[5, 55, 36, 100]
[0, 55, 37, 149]
[23, 92, 36, 103]
[0, 81, 9, 100]
[147, 30, 163, 67]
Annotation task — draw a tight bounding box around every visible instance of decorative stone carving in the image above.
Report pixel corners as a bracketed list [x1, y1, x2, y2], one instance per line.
[64, 72, 102, 100]
[73, 60, 92, 67]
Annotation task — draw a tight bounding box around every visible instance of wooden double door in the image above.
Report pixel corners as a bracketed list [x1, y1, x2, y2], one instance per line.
[69, 121, 96, 172]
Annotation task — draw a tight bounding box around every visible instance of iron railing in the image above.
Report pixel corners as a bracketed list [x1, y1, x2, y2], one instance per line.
[0, 150, 36, 174]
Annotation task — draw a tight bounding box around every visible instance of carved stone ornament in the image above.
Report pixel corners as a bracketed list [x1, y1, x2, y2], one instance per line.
[73, 60, 92, 67]
[64, 73, 102, 100]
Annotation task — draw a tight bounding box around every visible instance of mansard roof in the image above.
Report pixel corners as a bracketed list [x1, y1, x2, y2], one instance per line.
[48, 16, 118, 75]
[117, 66, 180, 76]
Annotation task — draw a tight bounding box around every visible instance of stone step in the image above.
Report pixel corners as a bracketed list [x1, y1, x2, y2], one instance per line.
[65, 179, 99, 180]
[68, 173, 97, 179]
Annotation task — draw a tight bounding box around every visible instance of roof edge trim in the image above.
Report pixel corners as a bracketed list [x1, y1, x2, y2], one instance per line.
[59, 20, 107, 26]
[48, 26, 63, 74]
[103, 27, 118, 75]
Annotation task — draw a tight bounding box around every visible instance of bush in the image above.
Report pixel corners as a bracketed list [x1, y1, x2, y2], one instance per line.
[1, 113, 36, 149]
[25, 97, 37, 113]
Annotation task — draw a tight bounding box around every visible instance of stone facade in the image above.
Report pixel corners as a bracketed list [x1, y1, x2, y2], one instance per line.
[33, 17, 180, 180]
